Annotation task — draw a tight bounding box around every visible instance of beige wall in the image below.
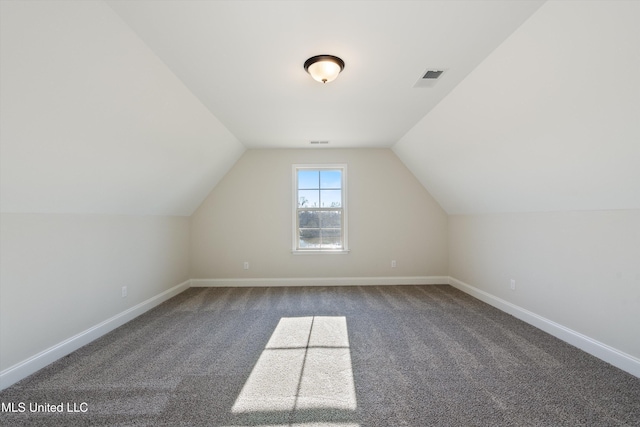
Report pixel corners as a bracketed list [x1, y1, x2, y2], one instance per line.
[448, 210, 640, 359]
[0, 213, 190, 371]
[191, 149, 448, 279]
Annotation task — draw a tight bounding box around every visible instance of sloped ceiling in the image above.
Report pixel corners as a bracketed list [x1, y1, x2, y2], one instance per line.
[1, 1, 638, 217]
[394, 0, 640, 214]
[105, 0, 543, 148]
[0, 0, 245, 216]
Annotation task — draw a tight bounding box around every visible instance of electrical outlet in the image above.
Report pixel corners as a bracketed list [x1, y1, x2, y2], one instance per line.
[121, 286, 127, 298]
[391, 260, 397, 268]
[243, 261, 249, 270]
[510, 279, 516, 291]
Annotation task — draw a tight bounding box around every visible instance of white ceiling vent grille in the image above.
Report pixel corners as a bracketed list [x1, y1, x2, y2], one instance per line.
[310, 141, 329, 145]
[414, 68, 447, 88]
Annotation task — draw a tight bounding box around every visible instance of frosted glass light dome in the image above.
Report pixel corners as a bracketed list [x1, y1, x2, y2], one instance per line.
[304, 55, 345, 84]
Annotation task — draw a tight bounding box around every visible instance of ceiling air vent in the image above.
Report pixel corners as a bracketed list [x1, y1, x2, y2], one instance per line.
[423, 70, 443, 79]
[414, 68, 447, 88]
[310, 141, 329, 145]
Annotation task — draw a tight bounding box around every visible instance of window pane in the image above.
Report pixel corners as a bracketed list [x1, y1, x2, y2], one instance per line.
[299, 229, 320, 248]
[320, 190, 341, 208]
[320, 211, 341, 228]
[321, 229, 342, 248]
[298, 170, 319, 189]
[298, 211, 319, 228]
[320, 170, 341, 189]
[298, 190, 319, 208]
[294, 165, 346, 252]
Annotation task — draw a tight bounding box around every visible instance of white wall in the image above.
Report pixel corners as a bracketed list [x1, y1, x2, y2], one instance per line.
[0, 213, 190, 375]
[448, 210, 640, 360]
[392, 0, 640, 376]
[0, 0, 226, 388]
[191, 149, 448, 280]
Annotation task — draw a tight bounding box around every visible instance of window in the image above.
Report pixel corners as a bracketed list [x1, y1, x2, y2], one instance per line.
[293, 165, 348, 253]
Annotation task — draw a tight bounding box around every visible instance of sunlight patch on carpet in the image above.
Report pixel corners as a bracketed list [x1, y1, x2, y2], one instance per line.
[232, 316, 358, 419]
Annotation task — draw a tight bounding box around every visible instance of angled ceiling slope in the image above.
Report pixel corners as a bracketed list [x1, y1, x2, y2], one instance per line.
[0, 0, 245, 216]
[106, 0, 544, 148]
[394, 0, 640, 214]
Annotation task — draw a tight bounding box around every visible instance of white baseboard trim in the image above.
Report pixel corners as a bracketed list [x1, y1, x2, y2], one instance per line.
[0, 280, 191, 391]
[448, 276, 640, 378]
[191, 276, 449, 288]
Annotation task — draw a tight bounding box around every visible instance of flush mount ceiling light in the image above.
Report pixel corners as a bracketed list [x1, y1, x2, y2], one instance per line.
[304, 55, 345, 83]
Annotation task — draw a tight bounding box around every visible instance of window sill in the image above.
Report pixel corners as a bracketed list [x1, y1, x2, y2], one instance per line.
[292, 249, 350, 255]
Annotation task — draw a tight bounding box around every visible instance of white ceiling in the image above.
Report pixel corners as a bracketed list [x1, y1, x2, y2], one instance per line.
[106, 0, 544, 148]
[1, 0, 638, 216]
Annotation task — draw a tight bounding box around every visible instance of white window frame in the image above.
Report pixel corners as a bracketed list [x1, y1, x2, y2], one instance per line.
[292, 164, 349, 254]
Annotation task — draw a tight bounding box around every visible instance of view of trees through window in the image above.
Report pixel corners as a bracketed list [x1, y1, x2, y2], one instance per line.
[296, 168, 344, 250]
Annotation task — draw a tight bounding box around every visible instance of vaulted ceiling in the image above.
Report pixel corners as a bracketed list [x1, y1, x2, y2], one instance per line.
[1, 1, 638, 216]
[395, 0, 640, 213]
[105, 0, 543, 148]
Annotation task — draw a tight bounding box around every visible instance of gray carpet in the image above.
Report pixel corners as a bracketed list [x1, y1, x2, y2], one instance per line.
[1, 285, 639, 426]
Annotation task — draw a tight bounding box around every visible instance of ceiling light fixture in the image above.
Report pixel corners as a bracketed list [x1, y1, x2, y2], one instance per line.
[304, 55, 345, 84]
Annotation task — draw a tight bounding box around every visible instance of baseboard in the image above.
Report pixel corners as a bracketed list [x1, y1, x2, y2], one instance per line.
[0, 280, 191, 390]
[448, 277, 640, 378]
[191, 276, 449, 287]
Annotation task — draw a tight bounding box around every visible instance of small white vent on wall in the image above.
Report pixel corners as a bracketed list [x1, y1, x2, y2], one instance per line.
[414, 68, 447, 88]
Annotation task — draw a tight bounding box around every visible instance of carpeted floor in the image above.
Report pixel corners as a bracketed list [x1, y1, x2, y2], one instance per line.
[1, 285, 639, 426]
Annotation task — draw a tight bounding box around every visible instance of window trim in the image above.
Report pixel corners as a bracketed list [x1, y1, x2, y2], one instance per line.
[292, 164, 349, 254]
